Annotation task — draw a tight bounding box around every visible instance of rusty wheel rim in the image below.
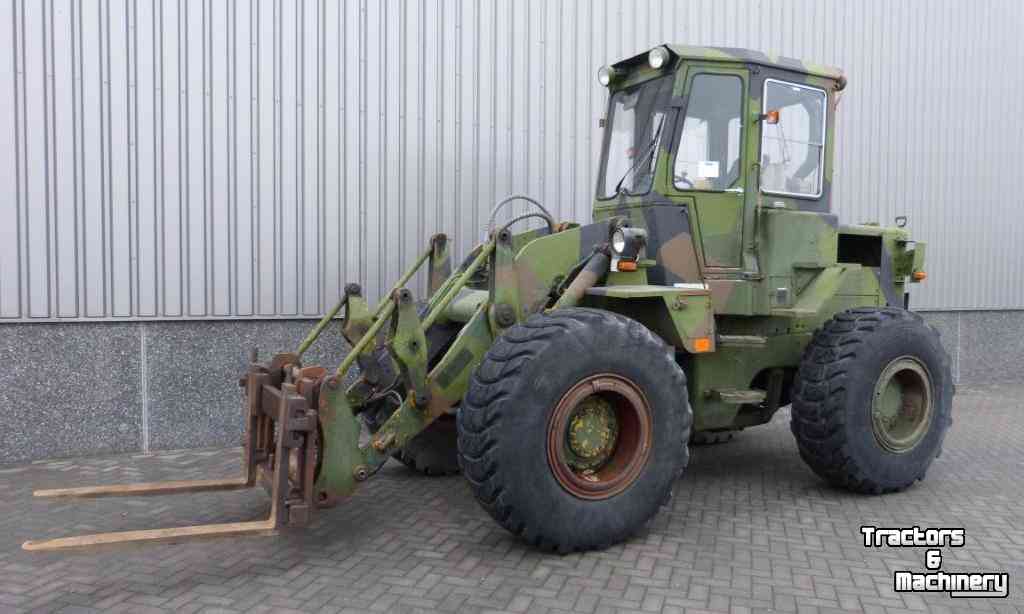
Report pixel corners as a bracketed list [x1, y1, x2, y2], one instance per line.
[546, 374, 653, 500]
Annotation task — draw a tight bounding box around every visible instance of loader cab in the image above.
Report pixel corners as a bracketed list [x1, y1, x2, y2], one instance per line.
[594, 45, 845, 314]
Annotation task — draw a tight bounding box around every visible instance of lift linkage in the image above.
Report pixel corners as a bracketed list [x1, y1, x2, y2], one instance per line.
[23, 233, 498, 552]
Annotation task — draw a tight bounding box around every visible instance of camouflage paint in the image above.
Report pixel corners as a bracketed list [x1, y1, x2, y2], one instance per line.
[584, 284, 715, 354]
[427, 234, 452, 297]
[299, 44, 929, 501]
[587, 45, 923, 430]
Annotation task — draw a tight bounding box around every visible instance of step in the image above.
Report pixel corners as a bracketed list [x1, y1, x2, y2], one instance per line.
[714, 389, 768, 405]
[717, 335, 768, 347]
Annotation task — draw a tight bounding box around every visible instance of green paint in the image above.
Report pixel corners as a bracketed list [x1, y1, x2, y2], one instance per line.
[565, 396, 619, 471]
[314, 378, 373, 500]
[871, 357, 934, 453]
[283, 43, 929, 502]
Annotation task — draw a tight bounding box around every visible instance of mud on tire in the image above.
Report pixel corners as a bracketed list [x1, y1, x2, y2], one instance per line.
[457, 308, 692, 553]
[791, 307, 953, 494]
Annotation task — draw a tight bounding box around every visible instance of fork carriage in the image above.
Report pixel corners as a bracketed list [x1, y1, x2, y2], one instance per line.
[23, 354, 319, 550]
[23, 232, 498, 551]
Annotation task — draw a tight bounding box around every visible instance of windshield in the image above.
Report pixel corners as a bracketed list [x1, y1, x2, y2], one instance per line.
[599, 76, 672, 199]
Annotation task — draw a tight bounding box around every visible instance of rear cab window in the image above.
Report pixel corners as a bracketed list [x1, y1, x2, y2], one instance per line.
[760, 79, 827, 198]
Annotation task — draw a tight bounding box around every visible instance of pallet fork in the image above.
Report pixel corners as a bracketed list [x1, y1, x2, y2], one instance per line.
[22, 354, 323, 551]
[23, 234, 467, 552]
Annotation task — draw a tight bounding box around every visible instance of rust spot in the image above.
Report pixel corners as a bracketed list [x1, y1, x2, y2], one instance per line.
[372, 432, 396, 452]
[546, 373, 653, 501]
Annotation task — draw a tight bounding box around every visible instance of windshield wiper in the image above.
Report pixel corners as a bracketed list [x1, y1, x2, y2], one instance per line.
[613, 114, 665, 197]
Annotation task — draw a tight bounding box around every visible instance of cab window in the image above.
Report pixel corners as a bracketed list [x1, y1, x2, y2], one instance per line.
[599, 77, 672, 199]
[760, 79, 827, 197]
[673, 74, 743, 191]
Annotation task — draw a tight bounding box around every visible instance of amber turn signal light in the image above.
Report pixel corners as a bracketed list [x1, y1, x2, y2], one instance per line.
[912, 270, 927, 281]
[693, 337, 712, 353]
[616, 260, 638, 272]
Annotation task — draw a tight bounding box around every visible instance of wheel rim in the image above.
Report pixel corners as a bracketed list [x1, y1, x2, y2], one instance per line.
[546, 374, 653, 500]
[871, 356, 934, 453]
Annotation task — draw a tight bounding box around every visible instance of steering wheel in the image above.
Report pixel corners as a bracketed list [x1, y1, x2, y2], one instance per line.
[675, 173, 694, 188]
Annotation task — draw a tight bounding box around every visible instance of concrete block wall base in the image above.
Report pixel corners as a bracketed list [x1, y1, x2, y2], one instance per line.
[0, 320, 347, 464]
[0, 310, 1018, 463]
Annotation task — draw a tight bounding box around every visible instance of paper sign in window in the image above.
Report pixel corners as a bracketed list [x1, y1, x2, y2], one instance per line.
[695, 160, 719, 179]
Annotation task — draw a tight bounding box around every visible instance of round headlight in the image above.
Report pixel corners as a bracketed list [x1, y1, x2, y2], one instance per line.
[610, 226, 648, 260]
[611, 229, 627, 254]
[648, 47, 670, 69]
[597, 65, 615, 87]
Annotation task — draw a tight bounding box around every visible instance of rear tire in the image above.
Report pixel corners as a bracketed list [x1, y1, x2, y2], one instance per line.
[791, 307, 953, 494]
[458, 308, 691, 552]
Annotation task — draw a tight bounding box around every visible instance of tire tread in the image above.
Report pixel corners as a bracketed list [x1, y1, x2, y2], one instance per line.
[457, 308, 691, 552]
[790, 307, 952, 494]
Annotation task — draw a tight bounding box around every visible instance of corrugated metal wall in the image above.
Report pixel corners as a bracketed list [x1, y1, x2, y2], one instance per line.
[2, 0, 1022, 320]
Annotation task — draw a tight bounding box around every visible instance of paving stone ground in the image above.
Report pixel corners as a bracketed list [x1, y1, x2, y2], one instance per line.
[1, 383, 1022, 614]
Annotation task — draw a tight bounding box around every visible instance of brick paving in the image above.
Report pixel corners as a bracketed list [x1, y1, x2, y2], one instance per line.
[1, 383, 1022, 614]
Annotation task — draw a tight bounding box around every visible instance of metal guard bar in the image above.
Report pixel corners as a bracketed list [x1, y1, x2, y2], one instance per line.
[421, 241, 494, 331]
[334, 239, 495, 378]
[296, 245, 434, 358]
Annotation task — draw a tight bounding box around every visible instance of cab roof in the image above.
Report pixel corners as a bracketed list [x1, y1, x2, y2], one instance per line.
[616, 44, 846, 86]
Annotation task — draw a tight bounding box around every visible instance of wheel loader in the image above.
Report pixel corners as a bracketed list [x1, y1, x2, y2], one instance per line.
[24, 45, 952, 553]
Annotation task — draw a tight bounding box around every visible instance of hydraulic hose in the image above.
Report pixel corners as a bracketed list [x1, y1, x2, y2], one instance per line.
[486, 195, 556, 235]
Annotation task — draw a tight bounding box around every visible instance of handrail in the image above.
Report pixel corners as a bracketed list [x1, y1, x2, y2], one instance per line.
[486, 195, 556, 235]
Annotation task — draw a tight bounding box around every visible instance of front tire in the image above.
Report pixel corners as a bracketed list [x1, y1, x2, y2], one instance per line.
[457, 308, 691, 552]
[791, 307, 953, 494]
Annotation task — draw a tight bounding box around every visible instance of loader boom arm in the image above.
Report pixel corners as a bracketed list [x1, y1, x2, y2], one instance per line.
[24, 232, 493, 551]
[23, 211, 629, 552]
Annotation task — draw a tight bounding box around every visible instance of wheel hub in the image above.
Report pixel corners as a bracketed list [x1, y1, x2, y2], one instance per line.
[566, 396, 619, 471]
[546, 374, 653, 500]
[871, 357, 934, 453]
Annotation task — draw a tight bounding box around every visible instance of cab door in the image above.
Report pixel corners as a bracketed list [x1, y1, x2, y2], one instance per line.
[668, 66, 748, 270]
